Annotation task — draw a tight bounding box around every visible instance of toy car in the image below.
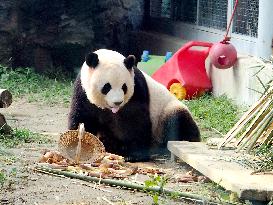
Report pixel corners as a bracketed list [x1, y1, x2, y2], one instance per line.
[152, 41, 213, 100]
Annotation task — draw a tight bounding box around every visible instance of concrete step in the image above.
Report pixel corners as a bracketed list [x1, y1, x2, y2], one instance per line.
[168, 141, 273, 202]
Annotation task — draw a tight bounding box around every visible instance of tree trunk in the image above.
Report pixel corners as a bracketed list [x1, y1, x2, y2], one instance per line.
[0, 89, 12, 108]
[0, 113, 12, 134]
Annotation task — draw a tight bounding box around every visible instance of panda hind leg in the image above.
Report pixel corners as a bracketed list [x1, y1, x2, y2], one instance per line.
[162, 107, 201, 143]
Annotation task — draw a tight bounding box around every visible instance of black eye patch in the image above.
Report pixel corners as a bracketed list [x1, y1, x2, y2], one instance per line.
[122, 83, 127, 94]
[101, 83, 111, 95]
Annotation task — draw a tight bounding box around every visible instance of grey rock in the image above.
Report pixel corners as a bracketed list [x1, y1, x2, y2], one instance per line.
[0, 0, 144, 72]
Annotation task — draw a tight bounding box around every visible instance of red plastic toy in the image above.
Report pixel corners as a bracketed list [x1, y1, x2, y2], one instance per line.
[209, 40, 237, 69]
[209, 0, 238, 69]
[152, 41, 213, 100]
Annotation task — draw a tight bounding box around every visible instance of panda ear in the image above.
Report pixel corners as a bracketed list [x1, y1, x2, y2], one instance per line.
[124, 55, 136, 70]
[85, 52, 99, 68]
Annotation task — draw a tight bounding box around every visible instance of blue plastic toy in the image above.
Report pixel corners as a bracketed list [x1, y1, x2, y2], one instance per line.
[141, 50, 150, 62]
[165, 51, 172, 62]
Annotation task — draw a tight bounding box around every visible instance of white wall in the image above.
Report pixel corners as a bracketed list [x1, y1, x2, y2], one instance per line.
[207, 55, 273, 106]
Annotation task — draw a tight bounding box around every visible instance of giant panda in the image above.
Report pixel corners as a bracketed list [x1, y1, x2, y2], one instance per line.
[68, 49, 200, 161]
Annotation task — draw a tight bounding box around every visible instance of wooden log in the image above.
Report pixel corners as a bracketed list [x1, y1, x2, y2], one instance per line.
[0, 113, 12, 134]
[0, 89, 12, 108]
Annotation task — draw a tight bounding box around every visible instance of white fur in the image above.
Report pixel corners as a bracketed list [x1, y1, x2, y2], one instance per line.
[80, 49, 188, 141]
[141, 71, 188, 142]
[80, 49, 135, 111]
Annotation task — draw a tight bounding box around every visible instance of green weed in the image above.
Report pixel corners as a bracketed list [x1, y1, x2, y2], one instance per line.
[0, 170, 6, 187]
[253, 144, 273, 172]
[0, 167, 18, 191]
[0, 147, 17, 166]
[0, 128, 51, 148]
[144, 175, 168, 205]
[0, 65, 73, 105]
[200, 181, 231, 203]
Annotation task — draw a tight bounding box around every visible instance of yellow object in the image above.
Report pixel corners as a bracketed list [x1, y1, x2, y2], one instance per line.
[169, 83, 187, 100]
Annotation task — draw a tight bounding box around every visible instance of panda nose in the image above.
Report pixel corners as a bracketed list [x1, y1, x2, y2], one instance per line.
[114, 101, 123, 106]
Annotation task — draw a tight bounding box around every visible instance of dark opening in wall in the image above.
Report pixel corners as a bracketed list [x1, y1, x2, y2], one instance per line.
[149, 0, 259, 37]
[174, 0, 197, 23]
[232, 0, 259, 37]
[198, 0, 227, 30]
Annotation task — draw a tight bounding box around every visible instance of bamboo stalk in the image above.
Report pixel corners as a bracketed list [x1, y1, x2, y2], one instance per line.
[235, 101, 272, 146]
[219, 86, 272, 149]
[264, 131, 273, 146]
[245, 117, 273, 153]
[35, 166, 239, 205]
[237, 108, 273, 152]
[261, 124, 273, 146]
[218, 90, 272, 149]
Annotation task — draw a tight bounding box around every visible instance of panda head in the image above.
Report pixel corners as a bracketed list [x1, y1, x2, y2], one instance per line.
[80, 49, 135, 113]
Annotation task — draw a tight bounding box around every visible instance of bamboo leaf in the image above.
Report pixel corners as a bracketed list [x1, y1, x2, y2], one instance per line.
[256, 76, 267, 91]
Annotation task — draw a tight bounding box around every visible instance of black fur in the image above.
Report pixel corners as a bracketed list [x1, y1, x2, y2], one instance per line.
[150, 109, 200, 156]
[101, 83, 111, 95]
[68, 67, 152, 161]
[68, 76, 100, 135]
[123, 55, 136, 70]
[68, 63, 200, 162]
[162, 109, 200, 143]
[85, 52, 99, 68]
[122, 83, 127, 94]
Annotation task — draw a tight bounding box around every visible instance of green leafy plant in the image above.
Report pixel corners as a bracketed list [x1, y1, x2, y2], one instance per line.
[144, 175, 168, 205]
[253, 144, 273, 172]
[0, 128, 51, 148]
[0, 170, 6, 187]
[199, 181, 232, 203]
[0, 168, 18, 191]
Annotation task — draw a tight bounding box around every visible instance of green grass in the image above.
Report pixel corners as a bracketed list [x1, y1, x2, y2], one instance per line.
[184, 94, 242, 139]
[138, 55, 166, 76]
[0, 151, 16, 188]
[0, 65, 73, 105]
[0, 128, 52, 148]
[0, 64, 242, 140]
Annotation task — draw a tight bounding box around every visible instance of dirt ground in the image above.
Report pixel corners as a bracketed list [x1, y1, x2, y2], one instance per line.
[0, 100, 214, 205]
